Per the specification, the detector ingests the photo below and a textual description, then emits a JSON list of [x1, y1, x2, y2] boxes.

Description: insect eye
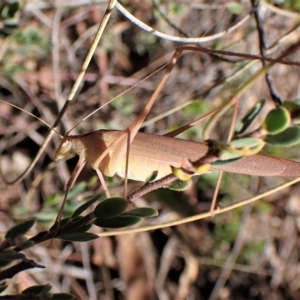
[[62, 140, 70, 148]]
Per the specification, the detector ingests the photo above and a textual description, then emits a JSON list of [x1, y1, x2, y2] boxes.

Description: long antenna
[[0, 99, 63, 138]]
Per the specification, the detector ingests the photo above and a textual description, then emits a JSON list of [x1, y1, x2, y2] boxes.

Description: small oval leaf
[[211, 156, 241, 166], [49, 216, 85, 232], [264, 127, 300, 147], [123, 207, 158, 218], [219, 138, 265, 160], [0, 260, 11, 268], [66, 223, 92, 234], [0, 250, 25, 261], [16, 240, 35, 251], [284, 100, 300, 125], [22, 284, 51, 295], [235, 99, 265, 135], [66, 182, 87, 201], [2, 2, 20, 18], [5, 219, 35, 239], [34, 211, 58, 222], [229, 137, 263, 149], [218, 150, 241, 161], [49, 217, 71, 232], [94, 215, 142, 228], [0, 284, 8, 294], [168, 179, 191, 191], [72, 192, 106, 218], [226, 2, 242, 14], [52, 293, 76, 300], [58, 232, 98, 242], [145, 171, 159, 183], [262, 106, 290, 135], [94, 198, 128, 219], [0, 250, 25, 267]]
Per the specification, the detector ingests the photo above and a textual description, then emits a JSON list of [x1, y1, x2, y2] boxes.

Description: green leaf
[[226, 2, 242, 14], [211, 156, 241, 166], [229, 137, 263, 149], [264, 127, 300, 147], [44, 194, 59, 206], [218, 138, 264, 160], [72, 192, 106, 218], [94, 198, 128, 219], [0, 282, 8, 293], [0, 260, 11, 268], [283, 100, 300, 125], [66, 223, 92, 234], [0, 250, 25, 267], [16, 240, 35, 251], [49, 217, 72, 232], [145, 171, 159, 182], [66, 181, 87, 201], [124, 207, 158, 218], [235, 99, 265, 135], [5, 219, 35, 239], [58, 232, 98, 242], [50, 216, 87, 232], [22, 284, 51, 295], [217, 150, 242, 162], [168, 179, 191, 191], [94, 215, 142, 228], [0, 1, 20, 19], [0, 250, 25, 261], [262, 106, 291, 135], [52, 293, 76, 300], [34, 211, 57, 222]]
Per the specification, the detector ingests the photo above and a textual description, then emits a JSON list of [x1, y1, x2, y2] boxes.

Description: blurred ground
[[0, 1, 300, 299]]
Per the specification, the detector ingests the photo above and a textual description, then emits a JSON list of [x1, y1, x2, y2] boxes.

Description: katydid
[[55, 129, 300, 184]]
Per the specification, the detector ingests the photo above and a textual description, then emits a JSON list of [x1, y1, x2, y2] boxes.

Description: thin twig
[[116, 2, 251, 44], [251, 0, 282, 106]]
